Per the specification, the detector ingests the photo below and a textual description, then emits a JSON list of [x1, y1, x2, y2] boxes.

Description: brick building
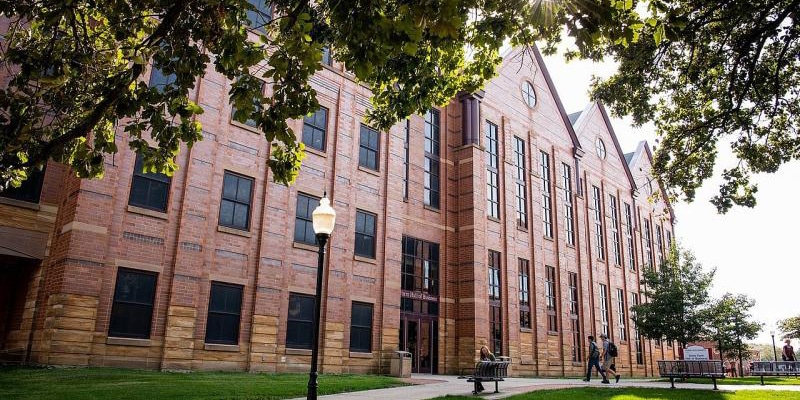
[[0, 46, 677, 376]]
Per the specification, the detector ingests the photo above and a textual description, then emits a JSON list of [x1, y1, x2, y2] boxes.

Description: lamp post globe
[[307, 192, 335, 400]]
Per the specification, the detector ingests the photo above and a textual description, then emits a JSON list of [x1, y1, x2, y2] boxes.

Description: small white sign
[[684, 345, 709, 360]]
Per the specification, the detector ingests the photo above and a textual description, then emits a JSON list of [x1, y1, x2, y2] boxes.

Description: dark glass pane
[[236, 178, 252, 202], [209, 283, 243, 313], [206, 313, 240, 344], [219, 200, 234, 226], [233, 203, 249, 229], [109, 269, 157, 339], [288, 294, 314, 321], [114, 270, 156, 303], [1, 167, 45, 203], [286, 321, 312, 349], [148, 67, 176, 92], [223, 174, 238, 199]]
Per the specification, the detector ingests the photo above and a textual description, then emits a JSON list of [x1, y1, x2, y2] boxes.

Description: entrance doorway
[[399, 314, 438, 373]]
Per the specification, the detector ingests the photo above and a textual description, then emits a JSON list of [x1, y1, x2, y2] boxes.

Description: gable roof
[[593, 102, 638, 195], [628, 140, 676, 222]]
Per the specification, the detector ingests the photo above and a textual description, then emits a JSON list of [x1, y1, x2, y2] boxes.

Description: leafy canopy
[[593, 0, 800, 212], [705, 293, 762, 361], [0, 0, 647, 186], [631, 244, 715, 348], [778, 316, 800, 339]]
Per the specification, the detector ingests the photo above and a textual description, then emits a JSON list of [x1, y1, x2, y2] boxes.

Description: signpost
[[684, 345, 710, 360]]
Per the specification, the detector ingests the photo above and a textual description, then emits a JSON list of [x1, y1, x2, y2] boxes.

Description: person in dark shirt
[[583, 335, 608, 383]]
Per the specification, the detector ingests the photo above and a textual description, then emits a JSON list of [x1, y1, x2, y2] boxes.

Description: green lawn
[[431, 388, 800, 400], [0, 367, 405, 400], [659, 376, 800, 386]]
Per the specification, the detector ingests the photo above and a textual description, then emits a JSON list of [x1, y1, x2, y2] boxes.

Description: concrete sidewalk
[[290, 374, 800, 400]]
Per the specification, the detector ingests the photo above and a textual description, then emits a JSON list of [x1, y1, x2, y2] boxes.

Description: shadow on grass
[[428, 387, 798, 400]]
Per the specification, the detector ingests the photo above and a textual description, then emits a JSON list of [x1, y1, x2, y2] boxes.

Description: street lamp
[[771, 330, 778, 361], [307, 192, 336, 400]]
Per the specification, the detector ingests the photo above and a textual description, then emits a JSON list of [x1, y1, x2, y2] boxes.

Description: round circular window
[[595, 138, 607, 159], [522, 81, 537, 108]]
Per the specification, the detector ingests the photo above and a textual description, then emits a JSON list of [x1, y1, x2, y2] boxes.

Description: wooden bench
[[461, 360, 511, 394], [657, 360, 726, 390], [750, 361, 800, 385]]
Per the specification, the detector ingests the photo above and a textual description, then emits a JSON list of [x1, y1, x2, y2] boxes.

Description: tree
[[0, 0, 649, 187], [778, 315, 800, 339], [705, 293, 762, 376], [592, 0, 800, 213], [631, 245, 715, 348]]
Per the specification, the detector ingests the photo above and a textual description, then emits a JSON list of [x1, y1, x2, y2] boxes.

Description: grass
[[430, 387, 800, 400], [658, 376, 800, 386], [0, 366, 406, 400]]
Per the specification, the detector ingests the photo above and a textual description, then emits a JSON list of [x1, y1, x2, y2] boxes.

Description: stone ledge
[[217, 225, 252, 238], [107, 337, 152, 347], [349, 352, 374, 359], [286, 348, 312, 356], [127, 205, 168, 220], [204, 343, 240, 352]]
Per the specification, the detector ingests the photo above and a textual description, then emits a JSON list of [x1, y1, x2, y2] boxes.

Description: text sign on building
[[684, 345, 710, 360], [400, 290, 439, 302]]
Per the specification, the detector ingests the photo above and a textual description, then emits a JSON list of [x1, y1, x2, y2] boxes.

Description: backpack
[[608, 342, 618, 357]]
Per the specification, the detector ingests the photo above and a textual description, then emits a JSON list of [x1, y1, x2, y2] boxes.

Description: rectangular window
[[108, 268, 157, 339], [321, 46, 333, 66], [610, 195, 622, 266], [245, 0, 272, 32], [616, 288, 626, 342], [354, 210, 377, 258], [485, 121, 500, 219], [545, 265, 558, 332], [0, 167, 45, 204], [599, 283, 609, 338], [488, 251, 501, 301], [540, 151, 553, 237], [592, 186, 605, 260], [294, 193, 320, 245], [666, 230, 673, 250], [643, 218, 654, 269], [631, 292, 643, 364], [656, 225, 664, 265], [205, 282, 243, 345], [219, 171, 254, 230], [513, 137, 527, 228], [349, 302, 373, 352], [424, 109, 440, 208], [359, 124, 380, 170], [403, 119, 410, 200], [518, 259, 531, 329], [401, 236, 439, 295], [624, 203, 636, 271], [568, 272, 581, 362], [148, 66, 176, 93], [562, 163, 575, 245], [286, 293, 315, 349], [231, 80, 265, 128], [488, 250, 502, 355], [302, 107, 328, 151], [129, 154, 171, 212]]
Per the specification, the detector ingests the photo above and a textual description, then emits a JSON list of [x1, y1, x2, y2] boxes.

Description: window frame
[[485, 121, 500, 219], [616, 287, 627, 342], [562, 163, 575, 245], [599, 283, 610, 338], [128, 153, 172, 213], [592, 185, 605, 260], [401, 236, 439, 296], [513, 137, 527, 228], [302, 107, 328, 152], [218, 171, 254, 231], [424, 109, 441, 208], [358, 124, 380, 171], [1, 166, 45, 204], [521, 81, 537, 108], [540, 151, 553, 237], [108, 268, 158, 339], [545, 265, 558, 332], [568, 271, 582, 361], [286, 293, 315, 350], [518, 258, 531, 329], [610, 194, 622, 266], [349, 302, 373, 353], [205, 282, 244, 345], [294, 193, 321, 245], [354, 209, 377, 259]]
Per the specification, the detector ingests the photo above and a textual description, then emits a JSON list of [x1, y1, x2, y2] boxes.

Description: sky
[[540, 52, 800, 345]]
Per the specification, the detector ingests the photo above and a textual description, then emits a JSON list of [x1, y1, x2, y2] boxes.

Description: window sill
[[230, 118, 262, 135], [127, 205, 168, 220], [516, 225, 528, 233], [218, 225, 252, 238], [0, 197, 40, 210], [357, 165, 380, 176], [286, 348, 312, 356], [543, 236, 554, 242], [204, 343, 240, 352], [487, 216, 501, 223], [572, 362, 584, 367], [305, 147, 327, 158], [547, 331, 559, 336], [349, 351, 373, 359], [107, 337, 151, 347], [353, 255, 377, 264], [293, 242, 318, 252], [423, 205, 440, 213], [520, 328, 533, 333], [565, 243, 575, 249]]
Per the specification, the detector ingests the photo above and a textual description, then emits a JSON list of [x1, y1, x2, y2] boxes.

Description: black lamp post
[[307, 192, 336, 400], [771, 330, 778, 361]]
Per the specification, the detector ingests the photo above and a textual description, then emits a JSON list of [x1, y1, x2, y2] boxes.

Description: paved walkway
[[290, 374, 800, 400]]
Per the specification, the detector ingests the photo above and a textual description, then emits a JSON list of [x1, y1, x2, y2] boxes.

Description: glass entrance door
[[400, 315, 437, 373]]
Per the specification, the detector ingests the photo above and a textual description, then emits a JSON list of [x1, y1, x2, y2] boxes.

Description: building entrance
[[399, 313, 438, 373]]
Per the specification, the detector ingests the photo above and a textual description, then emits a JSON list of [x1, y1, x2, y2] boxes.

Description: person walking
[[599, 334, 620, 383], [583, 335, 608, 383]]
